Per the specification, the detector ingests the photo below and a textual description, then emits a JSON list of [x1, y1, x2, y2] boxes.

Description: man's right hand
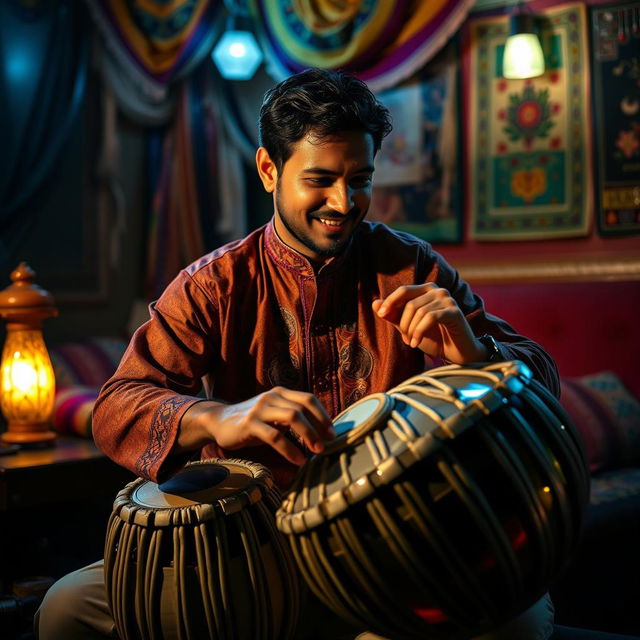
[[177, 387, 335, 466]]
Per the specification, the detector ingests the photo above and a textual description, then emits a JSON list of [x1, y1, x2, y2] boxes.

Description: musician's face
[[257, 130, 375, 263]]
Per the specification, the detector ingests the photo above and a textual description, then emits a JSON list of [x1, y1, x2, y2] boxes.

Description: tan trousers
[[35, 560, 554, 640]]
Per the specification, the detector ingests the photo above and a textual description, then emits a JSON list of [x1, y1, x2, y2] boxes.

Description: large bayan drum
[[105, 458, 300, 640], [277, 361, 590, 640]]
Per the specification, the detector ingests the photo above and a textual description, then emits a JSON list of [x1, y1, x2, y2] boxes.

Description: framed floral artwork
[[466, 2, 592, 240]]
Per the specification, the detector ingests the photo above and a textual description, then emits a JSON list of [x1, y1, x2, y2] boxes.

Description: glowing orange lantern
[[0, 263, 57, 444]]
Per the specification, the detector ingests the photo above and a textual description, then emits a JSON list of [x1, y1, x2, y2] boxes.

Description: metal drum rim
[[323, 392, 396, 455]]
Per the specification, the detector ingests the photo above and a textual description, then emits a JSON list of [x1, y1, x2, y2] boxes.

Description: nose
[[326, 183, 355, 215]]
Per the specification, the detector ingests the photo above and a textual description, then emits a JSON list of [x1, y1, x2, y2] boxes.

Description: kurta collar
[[264, 217, 352, 278]]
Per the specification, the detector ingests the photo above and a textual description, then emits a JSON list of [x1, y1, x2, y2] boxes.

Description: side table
[[0, 436, 135, 592]]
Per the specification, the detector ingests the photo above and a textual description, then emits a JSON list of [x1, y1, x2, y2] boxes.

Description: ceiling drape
[[250, 0, 475, 91], [84, 0, 224, 126]]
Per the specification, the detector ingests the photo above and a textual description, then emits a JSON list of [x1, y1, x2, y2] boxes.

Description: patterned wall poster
[[466, 3, 592, 240], [591, 2, 640, 236], [367, 43, 462, 243]]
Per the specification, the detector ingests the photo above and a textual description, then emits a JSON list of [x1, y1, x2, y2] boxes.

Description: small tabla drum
[[105, 458, 300, 640], [276, 361, 590, 640]]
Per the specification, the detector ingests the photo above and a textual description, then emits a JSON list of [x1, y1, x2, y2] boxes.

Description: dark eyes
[[351, 176, 373, 188], [305, 176, 372, 188], [306, 177, 333, 186]]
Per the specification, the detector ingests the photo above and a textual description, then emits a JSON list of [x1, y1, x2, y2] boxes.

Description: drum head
[[326, 393, 395, 453], [132, 461, 258, 509]]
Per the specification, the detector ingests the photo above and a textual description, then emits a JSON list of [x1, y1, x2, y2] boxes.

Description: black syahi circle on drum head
[[276, 361, 590, 639], [105, 458, 300, 640]]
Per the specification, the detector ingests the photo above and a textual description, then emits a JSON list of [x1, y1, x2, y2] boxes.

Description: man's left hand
[[372, 283, 488, 364]]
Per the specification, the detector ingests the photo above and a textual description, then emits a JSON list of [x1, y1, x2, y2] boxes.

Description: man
[[94, 67, 558, 492], [36, 68, 559, 639]]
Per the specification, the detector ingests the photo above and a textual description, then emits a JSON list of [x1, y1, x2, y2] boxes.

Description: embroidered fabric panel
[[590, 2, 640, 236], [466, 3, 592, 240], [136, 396, 192, 477]]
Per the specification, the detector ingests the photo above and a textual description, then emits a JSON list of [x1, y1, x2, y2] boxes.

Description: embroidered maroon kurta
[[93, 220, 559, 488]]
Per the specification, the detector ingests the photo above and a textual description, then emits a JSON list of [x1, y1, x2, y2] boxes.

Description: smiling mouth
[[318, 218, 344, 227]]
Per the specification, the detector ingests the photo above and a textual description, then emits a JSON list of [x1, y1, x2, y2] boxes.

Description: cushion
[[50, 337, 127, 388], [49, 337, 127, 438], [52, 385, 99, 438], [589, 467, 640, 506], [560, 371, 640, 473]]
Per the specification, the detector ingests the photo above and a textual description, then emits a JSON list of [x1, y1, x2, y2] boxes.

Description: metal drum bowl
[[277, 361, 590, 639]]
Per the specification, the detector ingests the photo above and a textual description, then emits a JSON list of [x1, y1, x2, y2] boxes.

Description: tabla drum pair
[[104, 458, 299, 640], [276, 361, 590, 639]]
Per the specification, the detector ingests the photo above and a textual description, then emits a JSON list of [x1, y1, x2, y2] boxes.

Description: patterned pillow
[[589, 468, 640, 506], [50, 337, 127, 388], [560, 371, 640, 473], [53, 386, 99, 438], [49, 337, 127, 438]]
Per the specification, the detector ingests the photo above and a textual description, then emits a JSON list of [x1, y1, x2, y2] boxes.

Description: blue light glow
[[457, 383, 491, 402], [212, 30, 263, 80], [5, 44, 34, 85]]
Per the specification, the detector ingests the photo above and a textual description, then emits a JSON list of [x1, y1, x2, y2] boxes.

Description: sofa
[[475, 279, 640, 637], [48, 278, 640, 637]]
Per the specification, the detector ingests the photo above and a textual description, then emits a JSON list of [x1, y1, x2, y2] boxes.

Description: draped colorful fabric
[[84, 0, 224, 124], [0, 0, 89, 261], [145, 64, 242, 300], [250, 0, 475, 91]]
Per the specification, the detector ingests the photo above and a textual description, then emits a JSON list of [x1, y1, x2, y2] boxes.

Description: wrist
[[175, 400, 223, 453], [476, 334, 501, 362]]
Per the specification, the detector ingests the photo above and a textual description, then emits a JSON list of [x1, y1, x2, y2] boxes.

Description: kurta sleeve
[[93, 270, 219, 482], [424, 247, 560, 397]]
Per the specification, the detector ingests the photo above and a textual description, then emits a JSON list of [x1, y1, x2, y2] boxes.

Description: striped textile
[[53, 386, 98, 438], [86, 0, 220, 82], [146, 84, 206, 300], [49, 337, 128, 438], [84, 0, 223, 124], [50, 337, 127, 388], [251, 0, 475, 91], [145, 66, 230, 300]]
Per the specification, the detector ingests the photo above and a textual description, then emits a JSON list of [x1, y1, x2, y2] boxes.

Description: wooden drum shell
[[105, 458, 300, 640]]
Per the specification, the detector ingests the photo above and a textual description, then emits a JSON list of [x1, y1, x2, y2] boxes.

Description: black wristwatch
[[477, 334, 502, 362]]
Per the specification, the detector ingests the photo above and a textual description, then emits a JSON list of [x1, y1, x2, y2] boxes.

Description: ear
[[256, 146, 278, 193]]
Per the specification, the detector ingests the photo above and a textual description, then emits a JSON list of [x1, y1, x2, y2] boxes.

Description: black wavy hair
[[259, 68, 392, 171]]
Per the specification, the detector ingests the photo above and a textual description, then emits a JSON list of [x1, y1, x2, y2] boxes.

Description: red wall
[[471, 280, 640, 397]]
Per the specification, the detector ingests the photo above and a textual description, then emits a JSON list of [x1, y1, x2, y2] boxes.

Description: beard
[[275, 187, 362, 259]]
